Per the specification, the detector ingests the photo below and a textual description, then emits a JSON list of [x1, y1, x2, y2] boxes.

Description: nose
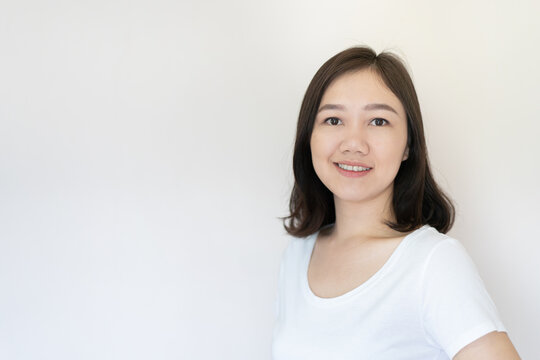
[[339, 127, 369, 155]]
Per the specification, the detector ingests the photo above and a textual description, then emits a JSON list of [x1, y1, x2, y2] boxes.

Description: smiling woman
[[311, 69, 409, 210], [272, 47, 520, 360]]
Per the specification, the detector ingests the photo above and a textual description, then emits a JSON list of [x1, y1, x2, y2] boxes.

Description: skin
[[310, 68, 409, 243], [309, 68, 520, 359], [454, 331, 520, 360]]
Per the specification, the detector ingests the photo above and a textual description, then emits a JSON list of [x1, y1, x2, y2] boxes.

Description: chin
[[331, 186, 394, 205], [333, 192, 376, 204]]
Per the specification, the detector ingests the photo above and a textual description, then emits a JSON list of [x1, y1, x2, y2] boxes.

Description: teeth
[[338, 163, 371, 172]]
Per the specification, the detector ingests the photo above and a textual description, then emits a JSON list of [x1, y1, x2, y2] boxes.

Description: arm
[[421, 238, 516, 359], [453, 331, 520, 360]]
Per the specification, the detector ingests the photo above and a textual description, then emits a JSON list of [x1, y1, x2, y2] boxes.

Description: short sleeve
[[274, 249, 287, 319], [421, 238, 506, 359], [274, 277, 281, 319]]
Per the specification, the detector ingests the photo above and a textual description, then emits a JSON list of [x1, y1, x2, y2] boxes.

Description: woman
[[272, 47, 520, 359]]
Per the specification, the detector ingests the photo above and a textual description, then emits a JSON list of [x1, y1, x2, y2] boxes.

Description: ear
[[402, 147, 409, 161]]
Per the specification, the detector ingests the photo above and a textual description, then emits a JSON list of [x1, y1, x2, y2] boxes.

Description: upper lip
[[334, 161, 372, 168]]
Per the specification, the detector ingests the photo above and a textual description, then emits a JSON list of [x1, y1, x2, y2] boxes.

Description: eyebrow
[[363, 103, 398, 114], [317, 104, 346, 113], [317, 103, 398, 115]]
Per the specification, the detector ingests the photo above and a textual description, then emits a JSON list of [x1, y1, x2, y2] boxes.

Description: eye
[[324, 117, 342, 126], [370, 118, 388, 126]]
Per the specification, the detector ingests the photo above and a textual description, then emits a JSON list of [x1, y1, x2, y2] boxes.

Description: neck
[[329, 192, 401, 243]]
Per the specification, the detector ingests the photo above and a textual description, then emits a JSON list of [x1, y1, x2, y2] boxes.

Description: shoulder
[[408, 224, 455, 248], [407, 226, 484, 295], [415, 227, 506, 359], [404, 225, 468, 267], [415, 226, 477, 275], [284, 231, 316, 254], [278, 231, 317, 266]]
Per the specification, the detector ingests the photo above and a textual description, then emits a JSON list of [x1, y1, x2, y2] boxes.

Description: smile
[[337, 163, 372, 172]]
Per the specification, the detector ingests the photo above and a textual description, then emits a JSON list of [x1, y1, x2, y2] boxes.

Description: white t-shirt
[[271, 225, 506, 360]]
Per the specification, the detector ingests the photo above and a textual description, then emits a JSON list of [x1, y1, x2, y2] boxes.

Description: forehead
[[321, 69, 405, 116]]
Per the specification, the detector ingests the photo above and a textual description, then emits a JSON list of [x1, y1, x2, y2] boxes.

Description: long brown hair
[[283, 46, 454, 237]]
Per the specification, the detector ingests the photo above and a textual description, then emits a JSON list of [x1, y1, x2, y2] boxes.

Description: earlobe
[[402, 147, 409, 161]]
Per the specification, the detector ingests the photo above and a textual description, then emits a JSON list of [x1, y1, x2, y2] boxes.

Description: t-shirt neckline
[[302, 225, 430, 307]]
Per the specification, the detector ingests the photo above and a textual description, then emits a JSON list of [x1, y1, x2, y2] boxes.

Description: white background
[[1, 0, 538, 359]]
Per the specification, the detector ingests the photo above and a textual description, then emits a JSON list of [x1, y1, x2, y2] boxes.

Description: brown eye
[[325, 117, 342, 125], [370, 118, 388, 126]]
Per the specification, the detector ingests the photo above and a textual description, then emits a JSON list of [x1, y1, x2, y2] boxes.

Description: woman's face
[[310, 69, 409, 207]]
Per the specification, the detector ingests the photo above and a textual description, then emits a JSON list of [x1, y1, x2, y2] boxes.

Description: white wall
[[0, 0, 538, 359]]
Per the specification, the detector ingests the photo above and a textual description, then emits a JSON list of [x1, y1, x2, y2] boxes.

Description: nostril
[[339, 138, 369, 155]]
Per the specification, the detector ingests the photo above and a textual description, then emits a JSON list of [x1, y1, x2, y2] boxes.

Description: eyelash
[[370, 118, 389, 126], [323, 117, 389, 126], [324, 117, 342, 125]]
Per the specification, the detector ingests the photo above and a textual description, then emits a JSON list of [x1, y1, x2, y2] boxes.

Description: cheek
[[310, 132, 333, 158], [374, 136, 408, 164], [310, 133, 334, 178]]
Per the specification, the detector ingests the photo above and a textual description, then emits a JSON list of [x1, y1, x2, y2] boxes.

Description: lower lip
[[335, 163, 372, 178]]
